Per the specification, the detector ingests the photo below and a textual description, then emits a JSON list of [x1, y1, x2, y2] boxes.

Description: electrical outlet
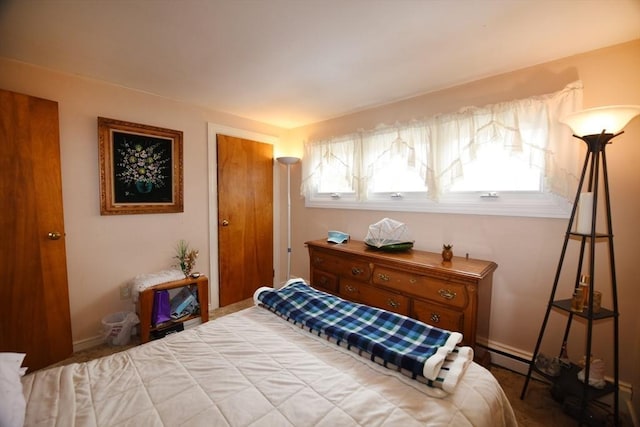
[[120, 284, 131, 300]]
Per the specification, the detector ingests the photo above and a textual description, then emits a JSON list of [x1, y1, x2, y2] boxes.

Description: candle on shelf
[[576, 192, 593, 234], [592, 291, 602, 313], [579, 274, 590, 309], [571, 288, 584, 312]]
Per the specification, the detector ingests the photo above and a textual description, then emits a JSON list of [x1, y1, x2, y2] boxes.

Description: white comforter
[[22, 306, 517, 426]]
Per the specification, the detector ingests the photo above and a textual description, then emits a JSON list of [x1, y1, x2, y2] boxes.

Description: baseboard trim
[[73, 325, 140, 352], [482, 338, 635, 423], [73, 335, 106, 352]]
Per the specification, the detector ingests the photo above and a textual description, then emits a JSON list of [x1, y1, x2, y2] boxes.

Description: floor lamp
[[277, 156, 300, 280], [520, 105, 640, 425]]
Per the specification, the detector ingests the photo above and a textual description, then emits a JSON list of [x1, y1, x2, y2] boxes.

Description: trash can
[[102, 312, 140, 346]]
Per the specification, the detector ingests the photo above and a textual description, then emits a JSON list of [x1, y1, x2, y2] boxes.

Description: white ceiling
[[1, 0, 639, 129]]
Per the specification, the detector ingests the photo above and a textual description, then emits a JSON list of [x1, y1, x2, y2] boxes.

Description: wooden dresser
[[306, 239, 497, 364]]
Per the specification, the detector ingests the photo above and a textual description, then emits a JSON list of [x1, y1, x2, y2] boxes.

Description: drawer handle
[[387, 299, 399, 308], [377, 273, 390, 281], [314, 256, 324, 264], [409, 278, 417, 284], [351, 267, 363, 276], [430, 313, 441, 323], [345, 284, 357, 293], [438, 289, 457, 300], [319, 276, 328, 285]]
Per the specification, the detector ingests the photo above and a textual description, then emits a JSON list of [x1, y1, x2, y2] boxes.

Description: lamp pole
[[276, 156, 300, 280]]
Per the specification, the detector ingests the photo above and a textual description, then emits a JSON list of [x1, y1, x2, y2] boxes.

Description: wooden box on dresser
[[305, 239, 497, 366]]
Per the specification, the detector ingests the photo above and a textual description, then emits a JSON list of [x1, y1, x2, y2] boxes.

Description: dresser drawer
[[340, 279, 410, 316], [311, 268, 338, 293], [372, 266, 468, 309], [310, 250, 371, 283], [412, 299, 463, 334]]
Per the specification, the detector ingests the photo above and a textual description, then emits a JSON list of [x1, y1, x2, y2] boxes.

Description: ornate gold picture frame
[[98, 117, 183, 215]]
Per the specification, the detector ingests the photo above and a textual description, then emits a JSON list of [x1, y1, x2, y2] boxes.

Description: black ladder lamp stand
[[520, 105, 640, 426]]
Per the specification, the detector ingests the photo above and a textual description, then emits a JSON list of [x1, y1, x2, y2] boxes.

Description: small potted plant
[[175, 240, 198, 277]]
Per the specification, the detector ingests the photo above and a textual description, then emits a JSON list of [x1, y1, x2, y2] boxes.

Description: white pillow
[[0, 353, 26, 427]]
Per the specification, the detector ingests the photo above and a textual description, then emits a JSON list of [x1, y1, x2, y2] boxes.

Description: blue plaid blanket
[[255, 280, 472, 392]]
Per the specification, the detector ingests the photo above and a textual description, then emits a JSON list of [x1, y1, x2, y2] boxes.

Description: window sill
[[304, 192, 571, 219]]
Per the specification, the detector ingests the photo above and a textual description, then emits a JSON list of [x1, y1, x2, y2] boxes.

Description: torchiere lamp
[[520, 105, 640, 425], [276, 156, 301, 280]]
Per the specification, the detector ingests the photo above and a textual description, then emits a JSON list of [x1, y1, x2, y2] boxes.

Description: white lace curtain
[[301, 81, 583, 200]]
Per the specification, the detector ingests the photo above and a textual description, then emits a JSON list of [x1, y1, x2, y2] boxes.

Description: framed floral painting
[[98, 117, 183, 215]]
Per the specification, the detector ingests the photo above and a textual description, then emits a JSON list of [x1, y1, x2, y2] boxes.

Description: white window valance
[[301, 80, 583, 205]]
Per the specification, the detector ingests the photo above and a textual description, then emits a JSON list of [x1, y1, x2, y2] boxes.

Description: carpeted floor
[[493, 365, 583, 426], [47, 299, 627, 426]]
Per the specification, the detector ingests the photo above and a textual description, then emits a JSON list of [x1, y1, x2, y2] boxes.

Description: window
[[364, 125, 429, 195], [448, 145, 541, 192], [309, 135, 359, 195], [301, 81, 583, 218]]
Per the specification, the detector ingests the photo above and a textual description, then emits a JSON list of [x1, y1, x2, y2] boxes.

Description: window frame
[[301, 82, 582, 219], [305, 189, 572, 218]]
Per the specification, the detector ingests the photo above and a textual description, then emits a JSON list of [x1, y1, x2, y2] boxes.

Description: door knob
[[221, 219, 229, 226], [47, 231, 62, 240]]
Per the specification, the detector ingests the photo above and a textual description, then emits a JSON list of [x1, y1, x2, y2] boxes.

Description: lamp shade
[[276, 156, 300, 165], [561, 105, 640, 136]]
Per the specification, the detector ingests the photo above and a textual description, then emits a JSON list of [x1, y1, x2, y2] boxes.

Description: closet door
[[216, 134, 273, 306], [0, 89, 72, 372]]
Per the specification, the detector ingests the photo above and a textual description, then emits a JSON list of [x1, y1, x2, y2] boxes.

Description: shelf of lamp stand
[[551, 299, 617, 320], [530, 362, 607, 393], [568, 231, 612, 239], [535, 363, 617, 403]]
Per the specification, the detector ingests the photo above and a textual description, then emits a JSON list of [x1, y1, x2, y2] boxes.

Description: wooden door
[[217, 134, 273, 306], [0, 90, 73, 371]]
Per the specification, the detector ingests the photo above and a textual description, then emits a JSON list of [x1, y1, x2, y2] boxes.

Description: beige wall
[[283, 40, 640, 415], [2, 39, 639, 416], [0, 58, 287, 346]]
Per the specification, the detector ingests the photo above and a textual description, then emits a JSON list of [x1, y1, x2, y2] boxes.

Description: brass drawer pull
[[319, 276, 328, 285], [377, 273, 390, 281], [438, 289, 457, 300], [430, 313, 441, 323], [409, 277, 417, 284], [314, 256, 324, 265], [387, 299, 399, 308], [351, 267, 363, 276], [345, 284, 357, 293]]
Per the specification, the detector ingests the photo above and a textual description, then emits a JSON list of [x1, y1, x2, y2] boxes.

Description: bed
[[14, 280, 517, 427]]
